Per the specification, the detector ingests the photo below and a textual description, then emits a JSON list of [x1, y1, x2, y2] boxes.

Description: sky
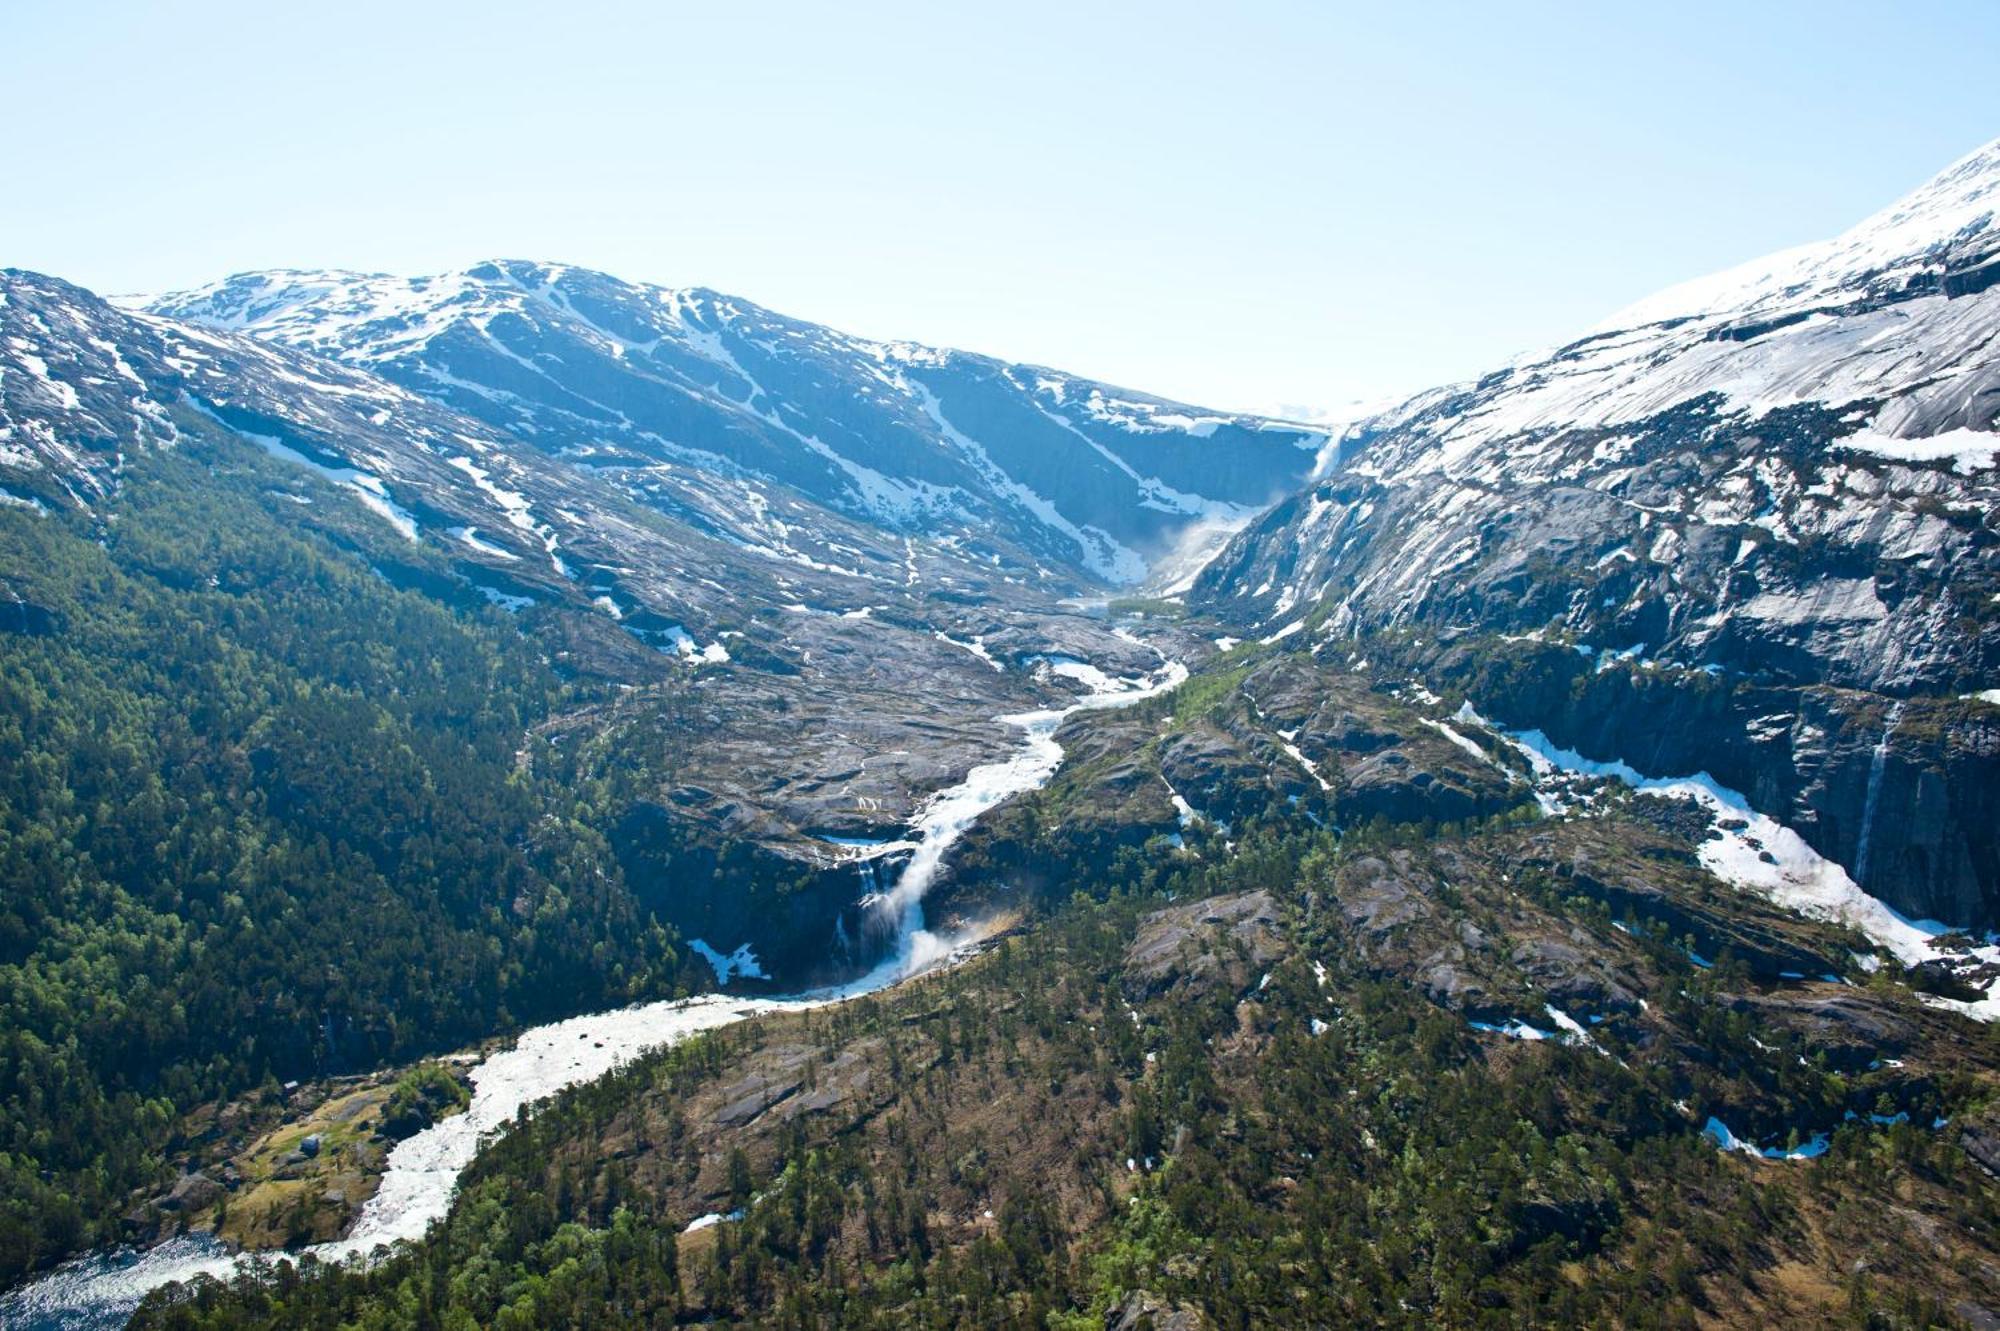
[[4, 2, 1996, 418]]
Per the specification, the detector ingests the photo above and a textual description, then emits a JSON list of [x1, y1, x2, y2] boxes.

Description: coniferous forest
[[0, 447, 683, 1283]]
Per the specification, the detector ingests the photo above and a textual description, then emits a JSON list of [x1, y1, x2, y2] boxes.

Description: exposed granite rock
[[1417, 638, 2000, 931], [1189, 152, 2000, 930], [1962, 1103, 2000, 1178], [1719, 991, 1921, 1072], [155, 1171, 223, 1215], [1125, 891, 1287, 1000], [1105, 1291, 1210, 1331], [1329, 853, 1437, 941]]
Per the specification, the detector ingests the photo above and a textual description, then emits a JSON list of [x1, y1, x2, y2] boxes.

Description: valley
[[2, 634, 1189, 1329], [1, 133, 1998, 1329]]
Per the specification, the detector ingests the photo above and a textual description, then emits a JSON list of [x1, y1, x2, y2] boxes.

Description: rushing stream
[[1, 650, 1186, 1330]]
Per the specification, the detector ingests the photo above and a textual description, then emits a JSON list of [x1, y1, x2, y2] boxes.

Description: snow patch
[[688, 939, 769, 984]]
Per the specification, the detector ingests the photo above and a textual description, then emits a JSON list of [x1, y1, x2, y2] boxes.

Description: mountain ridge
[[140, 259, 1327, 586], [1189, 134, 2000, 933]]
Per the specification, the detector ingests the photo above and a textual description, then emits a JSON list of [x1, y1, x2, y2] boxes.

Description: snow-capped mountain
[[0, 265, 1211, 977], [0, 268, 1006, 641], [141, 262, 1325, 586], [1192, 138, 2000, 930], [1200, 138, 2000, 690]]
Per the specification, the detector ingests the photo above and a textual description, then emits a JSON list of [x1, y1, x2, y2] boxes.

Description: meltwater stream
[[3, 652, 1186, 1331]]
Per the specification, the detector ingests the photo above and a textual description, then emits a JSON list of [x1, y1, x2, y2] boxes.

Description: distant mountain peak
[[1602, 134, 2000, 331], [147, 262, 1326, 585]]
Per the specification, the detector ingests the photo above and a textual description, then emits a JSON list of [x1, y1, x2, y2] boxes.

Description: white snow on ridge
[[7, 340, 82, 410], [143, 263, 1311, 588], [1469, 1016, 1551, 1041], [1421, 717, 1496, 767], [1277, 735, 1332, 794], [1322, 138, 2000, 488], [448, 526, 517, 559], [910, 382, 1148, 584], [1605, 136, 2000, 329], [187, 396, 421, 542], [934, 630, 1004, 672], [1837, 426, 1999, 473]]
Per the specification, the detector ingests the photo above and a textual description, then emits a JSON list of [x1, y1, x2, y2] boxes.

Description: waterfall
[[3, 648, 1187, 1329], [1852, 701, 1905, 887], [860, 656, 1189, 980]]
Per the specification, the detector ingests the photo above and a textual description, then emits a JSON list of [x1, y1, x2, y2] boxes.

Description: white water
[[1852, 701, 1904, 888], [864, 654, 1188, 976], [2, 646, 1185, 1331]]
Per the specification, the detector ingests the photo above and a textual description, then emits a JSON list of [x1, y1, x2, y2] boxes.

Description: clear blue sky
[[4, 1, 1995, 417]]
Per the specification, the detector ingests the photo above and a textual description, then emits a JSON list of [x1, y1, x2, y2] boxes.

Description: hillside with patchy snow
[[1192, 138, 2000, 931], [141, 262, 1325, 586]]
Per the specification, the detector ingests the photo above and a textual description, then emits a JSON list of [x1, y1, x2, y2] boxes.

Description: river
[[0, 650, 1186, 1330]]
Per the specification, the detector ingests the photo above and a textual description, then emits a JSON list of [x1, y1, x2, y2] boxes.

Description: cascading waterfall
[[3, 646, 1186, 1331], [1852, 700, 1905, 887], [858, 655, 1189, 979]]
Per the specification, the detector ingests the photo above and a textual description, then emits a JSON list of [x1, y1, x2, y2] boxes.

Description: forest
[[125, 792, 2000, 1328], [0, 446, 691, 1284]]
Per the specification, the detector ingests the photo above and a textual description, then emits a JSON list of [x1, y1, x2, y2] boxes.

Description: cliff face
[[1388, 637, 2000, 930], [1191, 140, 2000, 930]]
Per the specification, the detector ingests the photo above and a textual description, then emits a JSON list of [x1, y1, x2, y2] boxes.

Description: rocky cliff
[[1191, 139, 2000, 929]]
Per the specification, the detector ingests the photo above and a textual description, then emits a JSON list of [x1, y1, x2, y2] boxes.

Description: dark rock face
[[1510, 831, 1834, 981], [157, 1172, 222, 1214], [1232, 654, 1525, 829], [1963, 1104, 2000, 1178], [1157, 727, 1292, 828], [0, 591, 55, 636], [1510, 935, 1643, 1015], [1410, 636, 2000, 931], [1190, 143, 2000, 929], [611, 799, 892, 986], [1720, 991, 1921, 1073], [1338, 746, 1490, 827]]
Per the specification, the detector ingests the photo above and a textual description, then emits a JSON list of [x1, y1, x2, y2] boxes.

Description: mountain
[[1192, 138, 2000, 931], [12, 143, 2000, 1331], [0, 266, 1221, 1283], [3, 263, 1262, 971], [141, 261, 1326, 587]]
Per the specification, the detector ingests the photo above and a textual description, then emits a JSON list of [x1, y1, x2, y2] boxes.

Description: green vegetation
[[1165, 661, 1253, 726], [127, 801, 2000, 1329], [0, 445, 684, 1284], [378, 1063, 472, 1142], [1102, 597, 1186, 620], [11, 430, 2000, 1325]]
